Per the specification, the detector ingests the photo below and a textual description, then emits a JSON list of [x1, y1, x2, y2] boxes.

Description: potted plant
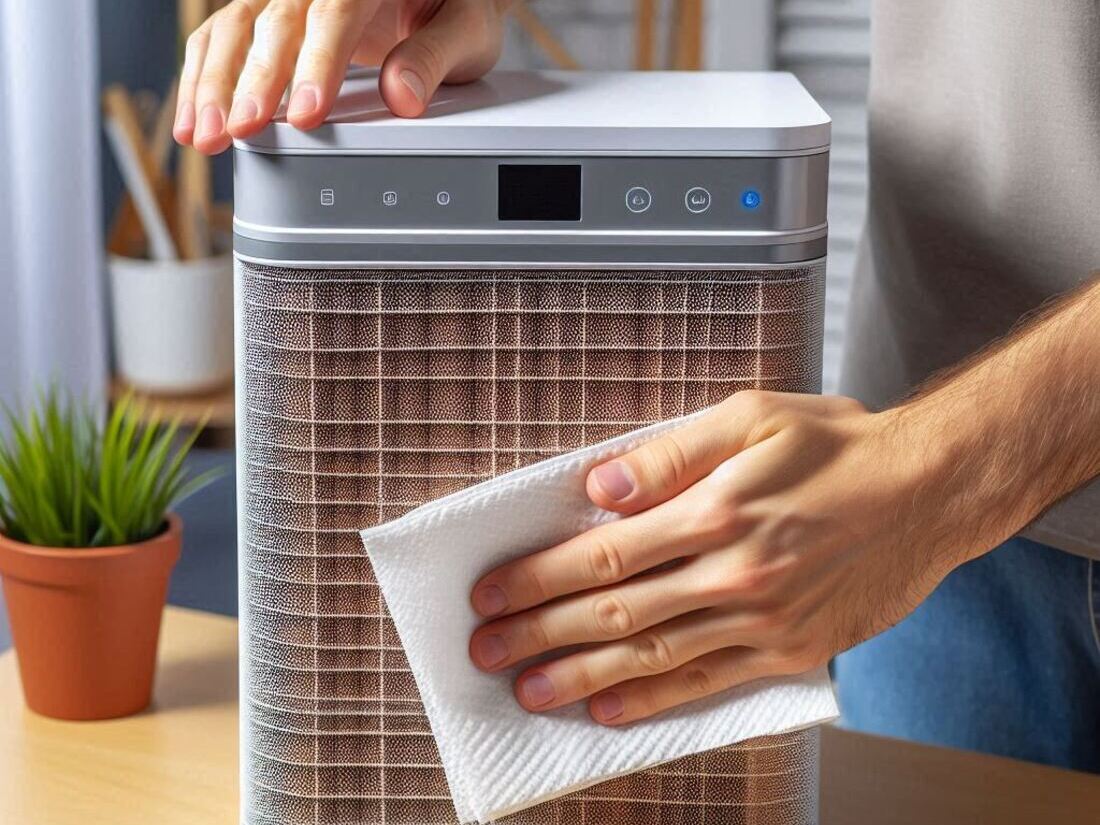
[[0, 393, 219, 720]]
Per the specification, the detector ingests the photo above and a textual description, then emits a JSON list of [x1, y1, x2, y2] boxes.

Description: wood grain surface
[[1, 607, 1096, 824]]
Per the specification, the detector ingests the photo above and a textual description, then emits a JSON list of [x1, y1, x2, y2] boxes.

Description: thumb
[[586, 391, 781, 515], [379, 0, 507, 117]]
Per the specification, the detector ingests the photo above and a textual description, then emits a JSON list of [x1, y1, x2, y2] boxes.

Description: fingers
[[174, 13, 213, 145], [379, 0, 507, 117], [590, 646, 774, 725], [509, 607, 751, 713], [227, 0, 309, 137], [470, 490, 724, 619], [176, 0, 508, 150], [189, 0, 270, 154], [287, 0, 381, 129], [586, 390, 785, 516], [470, 561, 725, 673]]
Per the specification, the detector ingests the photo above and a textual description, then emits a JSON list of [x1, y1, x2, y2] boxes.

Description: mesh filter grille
[[239, 262, 826, 825]]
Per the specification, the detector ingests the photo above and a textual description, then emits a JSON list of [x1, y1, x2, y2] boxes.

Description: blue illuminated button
[[741, 189, 762, 210]]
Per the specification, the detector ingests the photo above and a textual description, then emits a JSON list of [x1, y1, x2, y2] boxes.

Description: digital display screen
[[498, 165, 581, 221]]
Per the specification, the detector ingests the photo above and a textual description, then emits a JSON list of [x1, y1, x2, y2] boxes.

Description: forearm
[[896, 274, 1100, 560]]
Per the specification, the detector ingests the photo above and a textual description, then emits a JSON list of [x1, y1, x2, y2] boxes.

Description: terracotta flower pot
[[0, 514, 182, 720]]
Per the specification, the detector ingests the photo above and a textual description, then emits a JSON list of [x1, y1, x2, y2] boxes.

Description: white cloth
[[361, 413, 838, 824]]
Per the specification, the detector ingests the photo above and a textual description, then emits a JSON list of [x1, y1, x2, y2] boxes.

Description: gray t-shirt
[[841, 0, 1100, 559]]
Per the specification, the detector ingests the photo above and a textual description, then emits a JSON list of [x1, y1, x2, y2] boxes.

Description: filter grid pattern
[[241, 263, 826, 825]]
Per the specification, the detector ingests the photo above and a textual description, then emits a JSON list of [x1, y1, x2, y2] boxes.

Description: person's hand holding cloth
[[469, 275, 1100, 724]]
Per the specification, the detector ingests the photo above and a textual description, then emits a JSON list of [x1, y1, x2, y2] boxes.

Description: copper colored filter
[[240, 262, 826, 825]]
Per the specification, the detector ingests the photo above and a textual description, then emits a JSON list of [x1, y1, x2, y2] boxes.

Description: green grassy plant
[[0, 392, 220, 548]]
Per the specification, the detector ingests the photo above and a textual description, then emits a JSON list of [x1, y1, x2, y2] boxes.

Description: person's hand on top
[[174, 0, 510, 154]]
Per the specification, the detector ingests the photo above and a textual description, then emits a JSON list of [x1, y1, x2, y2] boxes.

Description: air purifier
[[234, 69, 830, 825]]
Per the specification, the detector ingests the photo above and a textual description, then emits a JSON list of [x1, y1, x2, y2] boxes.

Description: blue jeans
[[834, 537, 1100, 772]]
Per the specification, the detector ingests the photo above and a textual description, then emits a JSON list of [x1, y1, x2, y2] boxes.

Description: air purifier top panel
[[235, 70, 830, 156], [233, 70, 830, 266]]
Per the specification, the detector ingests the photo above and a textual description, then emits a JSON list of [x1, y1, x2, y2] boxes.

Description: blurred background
[[0, 0, 871, 647]]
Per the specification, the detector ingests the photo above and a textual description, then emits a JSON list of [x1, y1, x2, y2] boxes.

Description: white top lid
[[237, 69, 830, 155]]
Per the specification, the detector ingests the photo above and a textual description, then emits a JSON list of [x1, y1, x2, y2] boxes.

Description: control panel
[[234, 154, 829, 235]]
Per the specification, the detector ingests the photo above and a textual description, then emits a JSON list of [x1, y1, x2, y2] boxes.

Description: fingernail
[[399, 69, 426, 102], [593, 461, 635, 501], [592, 692, 624, 721], [288, 83, 319, 118], [520, 673, 556, 708], [473, 584, 509, 617], [175, 100, 195, 133], [197, 103, 223, 143], [473, 634, 509, 668], [229, 95, 259, 128]]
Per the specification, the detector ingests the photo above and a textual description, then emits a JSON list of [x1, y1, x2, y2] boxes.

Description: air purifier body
[[234, 70, 830, 825]]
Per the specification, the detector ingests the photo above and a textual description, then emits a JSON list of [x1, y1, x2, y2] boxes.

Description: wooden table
[[1, 607, 1096, 824]]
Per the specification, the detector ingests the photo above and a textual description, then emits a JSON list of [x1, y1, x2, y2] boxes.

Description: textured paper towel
[[361, 413, 838, 824]]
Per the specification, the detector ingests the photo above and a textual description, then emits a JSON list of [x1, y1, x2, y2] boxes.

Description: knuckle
[[710, 563, 768, 602], [729, 389, 775, 418], [404, 34, 448, 80], [184, 27, 210, 59], [586, 535, 625, 584], [309, 0, 357, 21], [199, 66, 234, 90], [633, 632, 675, 674], [257, 3, 300, 33], [642, 434, 691, 489], [299, 41, 339, 73], [516, 563, 550, 605], [593, 594, 635, 637], [508, 563, 550, 607], [524, 614, 553, 652], [681, 665, 715, 696], [732, 389, 792, 435], [570, 662, 597, 696], [693, 483, 745, 539], [240, 60, 275, 89], [216, 1, 255, 29], [759, 510, 808, 554]]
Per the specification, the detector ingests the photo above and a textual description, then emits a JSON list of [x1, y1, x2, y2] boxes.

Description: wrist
[[886, 387, 1037, 566]]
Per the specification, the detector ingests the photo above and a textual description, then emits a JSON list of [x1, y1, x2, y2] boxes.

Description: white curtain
[[0, 1, 107, 411], [0, 2, 106, 648]]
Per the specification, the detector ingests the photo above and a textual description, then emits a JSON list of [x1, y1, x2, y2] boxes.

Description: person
[[177, 0, 1100, 772]]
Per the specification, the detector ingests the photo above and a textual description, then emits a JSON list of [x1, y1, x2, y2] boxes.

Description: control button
[[741, 189, 762, 210], [625, 186, 652, 213], [320, 188, 335, 207], [436, 191, 451, 206], [684, 186, 711, 214], [382, 190, 398, 207]]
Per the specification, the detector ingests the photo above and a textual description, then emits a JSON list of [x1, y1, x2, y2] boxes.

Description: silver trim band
[[233, 217, 828, 248], [232, 144, 832, 158], [233, 252, 828, 271]]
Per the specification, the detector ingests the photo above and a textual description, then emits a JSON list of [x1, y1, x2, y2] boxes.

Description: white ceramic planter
[[107, 250, 233, 394]]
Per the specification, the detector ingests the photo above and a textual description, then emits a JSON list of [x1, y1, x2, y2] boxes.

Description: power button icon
[[625, 186, 652, 213]]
